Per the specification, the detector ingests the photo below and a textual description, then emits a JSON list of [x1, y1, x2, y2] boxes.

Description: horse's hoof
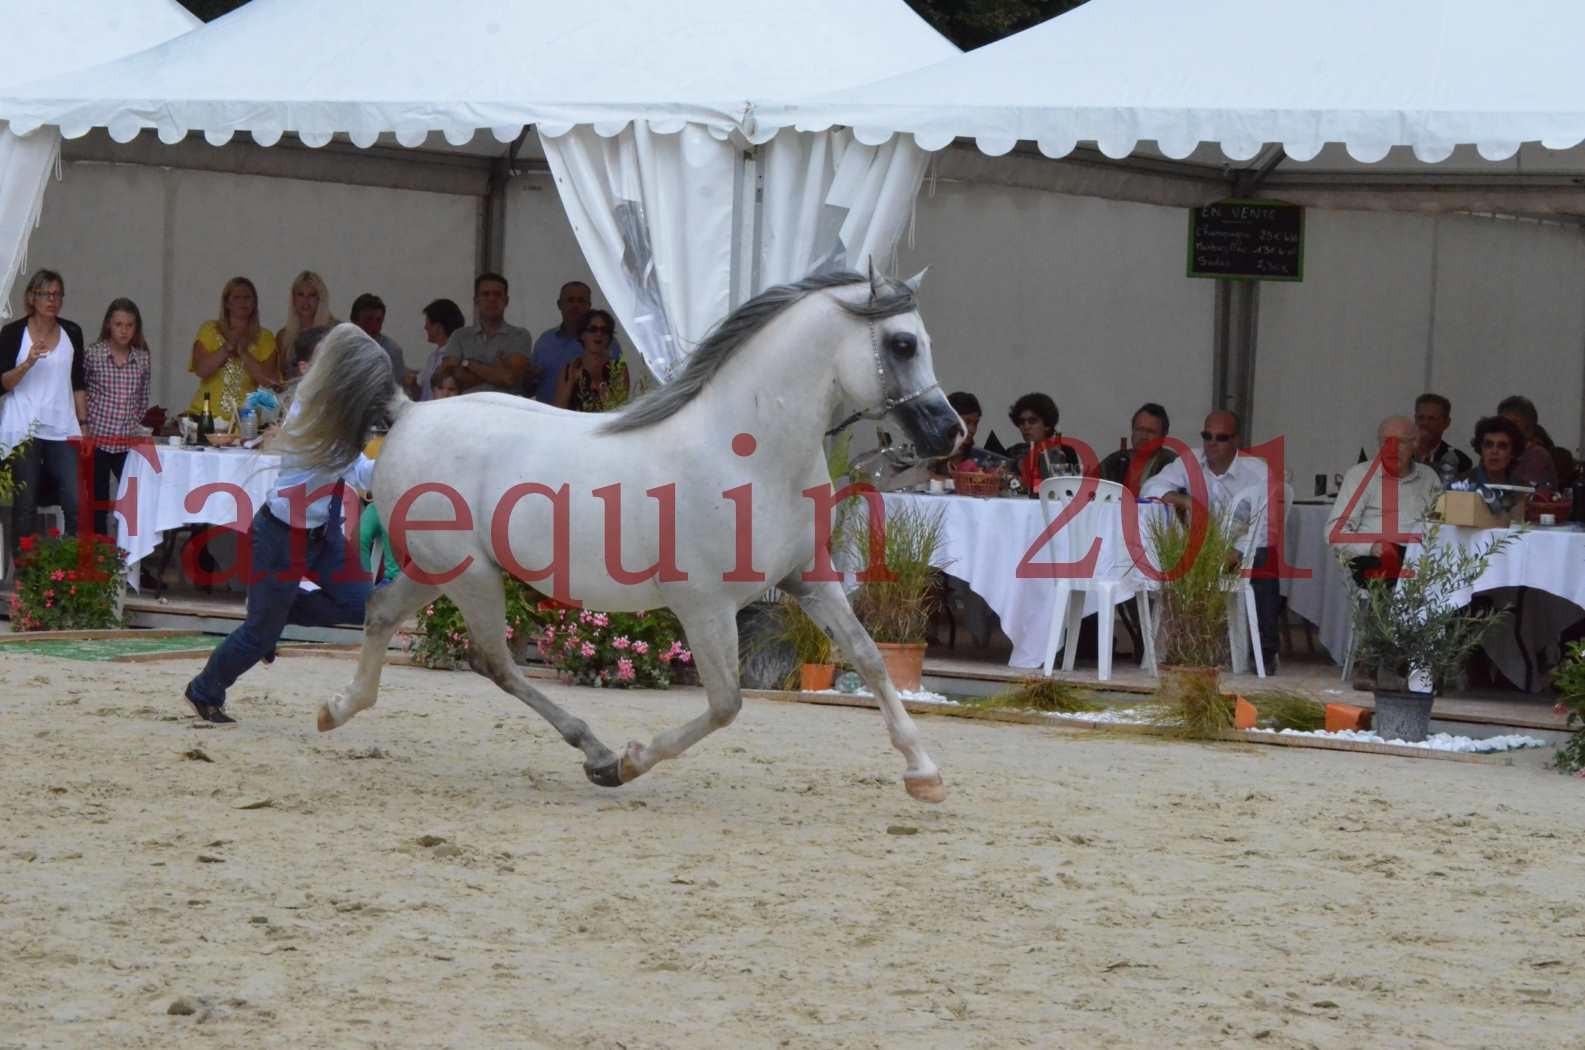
[[316, 706, 338, 733], [583, 759, 624, 788], [904, 774, 947, 803]]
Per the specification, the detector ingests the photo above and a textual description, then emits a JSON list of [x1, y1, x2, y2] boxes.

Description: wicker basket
[[953, 470, 1001, 498]]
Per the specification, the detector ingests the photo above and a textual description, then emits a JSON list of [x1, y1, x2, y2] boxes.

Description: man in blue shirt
[[529, 280, 621, 403]]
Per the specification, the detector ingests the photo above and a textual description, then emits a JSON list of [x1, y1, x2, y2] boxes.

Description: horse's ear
[[903, 267, 928, 294], [868, 259, 883, 301]]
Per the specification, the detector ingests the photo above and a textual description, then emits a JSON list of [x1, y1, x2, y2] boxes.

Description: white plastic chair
[[1037, 477, 1156, 682], [1222, 482, 1292, 679]]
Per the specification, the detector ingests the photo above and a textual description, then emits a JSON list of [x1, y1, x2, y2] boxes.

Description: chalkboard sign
[[1187, 199, 1304, 281]]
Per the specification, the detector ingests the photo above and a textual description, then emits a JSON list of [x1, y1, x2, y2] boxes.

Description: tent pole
[[480, 129, 529, 276], [730, 145, 761, 309], [1212, 279, 1232, 412]]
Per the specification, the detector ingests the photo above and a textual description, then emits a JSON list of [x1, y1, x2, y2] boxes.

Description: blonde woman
[[188, 276, 280, 419], [275, 270, 335, 375]]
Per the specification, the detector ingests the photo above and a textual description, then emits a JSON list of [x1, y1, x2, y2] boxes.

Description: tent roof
[[0, 0, 197, 89], [0, 0, 956, 148], [752, 0, 1585, 165]]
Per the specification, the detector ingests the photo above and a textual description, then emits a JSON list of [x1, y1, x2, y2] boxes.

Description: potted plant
[[845, 500, 948, 692], [1548, 641, 1585, 776], [1142, 504, 1244, 732], [1348, 522, 1513, 742], [774, 598, 836, 691], [8, 532, 128, 631]]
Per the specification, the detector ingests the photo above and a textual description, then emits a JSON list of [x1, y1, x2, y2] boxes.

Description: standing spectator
[[1097, 402, 1177, 492], [529, 280, 621, 402], [442, 273, 534, 395], [554, 310, 627, 411], [275, 270, 335, 376], [188, 277, 279, 419], [1, 269, 86, 557], [1497, 395, 1558, 489], [414, 298, 465, 400], [350, 292, 406, 385], [1412, 393, 1471, 485], [83, 298, 152, 538]]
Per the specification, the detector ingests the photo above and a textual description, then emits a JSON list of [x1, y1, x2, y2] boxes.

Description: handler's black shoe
[[184, 687, 237, 728]]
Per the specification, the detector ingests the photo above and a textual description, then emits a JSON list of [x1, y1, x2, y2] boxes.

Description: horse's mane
[[601, 270, 917, 434]]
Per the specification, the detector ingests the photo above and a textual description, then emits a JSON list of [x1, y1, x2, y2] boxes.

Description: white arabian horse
[[278, 270, 963, 802]]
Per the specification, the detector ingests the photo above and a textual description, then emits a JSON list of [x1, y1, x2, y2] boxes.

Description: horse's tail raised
[[269, 322, 408, 477]]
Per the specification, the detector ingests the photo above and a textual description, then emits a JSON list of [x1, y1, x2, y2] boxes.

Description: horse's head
[[832, 267, 963, 460]]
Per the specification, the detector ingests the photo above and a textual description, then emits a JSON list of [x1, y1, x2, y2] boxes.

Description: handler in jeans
[[183, 326, 379, 725]]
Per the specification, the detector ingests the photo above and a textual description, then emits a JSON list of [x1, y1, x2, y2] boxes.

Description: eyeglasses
[[1015, 415, 1042, 426], [1482, 439, 1512, 451], [1200, 431, 1236, 443], [31, 290, 63, 302], [585, 325, 612, 336]]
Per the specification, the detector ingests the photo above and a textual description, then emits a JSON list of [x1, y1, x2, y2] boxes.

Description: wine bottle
[[200, 392, 215, 437]]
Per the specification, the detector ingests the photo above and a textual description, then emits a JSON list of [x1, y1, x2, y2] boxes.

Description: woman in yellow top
[[188, 276, 280, 419]]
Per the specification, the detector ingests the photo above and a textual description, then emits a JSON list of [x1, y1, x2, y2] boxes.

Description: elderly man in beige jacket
[[1328, 415, 1443, 586]]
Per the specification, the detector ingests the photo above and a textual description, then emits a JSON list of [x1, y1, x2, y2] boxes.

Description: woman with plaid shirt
[[83, 299, 152, 539]]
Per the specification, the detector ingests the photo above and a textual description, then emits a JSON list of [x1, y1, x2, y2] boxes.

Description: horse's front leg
[[616, 604, 743, 782], [781, 577, 945, 803], [319, 572, 441, 731]]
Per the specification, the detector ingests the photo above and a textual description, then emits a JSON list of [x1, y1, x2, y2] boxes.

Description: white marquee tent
[[754, 0, 1585, 165], [0, 0, 957, 381], [0, 0, 199, 316]]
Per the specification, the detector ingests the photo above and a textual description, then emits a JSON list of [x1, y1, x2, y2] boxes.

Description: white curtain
[[0, 129, 59, 318], [539, 123, 737, 385], [757, 128, 929, 289]]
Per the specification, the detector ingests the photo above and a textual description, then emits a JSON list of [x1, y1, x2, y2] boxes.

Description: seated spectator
[[555, 310, 628, 411], [1097, 402, 1176, 492], [443, 273, 534, 395], [350, 293, 406, 385], [934, 391, 1002, 477], [1412, 392, 1471, 485], [1497, 395, 1557, 489], [1460, 415, 1526, 488], [530, 280, 622, 403], [414, 298, 465, 400], [1003, 392, 1079, 490], [1327, 415, 1441, 587]]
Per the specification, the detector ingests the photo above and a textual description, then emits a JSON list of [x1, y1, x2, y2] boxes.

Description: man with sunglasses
[[528, 280, 623, 403], [1141, 409, 1280, 672]]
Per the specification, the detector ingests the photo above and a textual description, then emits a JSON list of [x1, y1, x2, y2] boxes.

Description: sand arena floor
[[2, 651, 1583, 1049]]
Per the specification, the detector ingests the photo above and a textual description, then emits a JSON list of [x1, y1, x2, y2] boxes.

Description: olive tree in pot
[[845, 500, 949, 693], [1143, 504, 1243, 735], [1349, 523, 1513, 742]]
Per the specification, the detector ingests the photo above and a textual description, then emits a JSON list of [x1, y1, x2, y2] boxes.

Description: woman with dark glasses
[[1460, 415, 1526, 488], [554, 309, 628, 412], [1004, 391, 1079, 490]]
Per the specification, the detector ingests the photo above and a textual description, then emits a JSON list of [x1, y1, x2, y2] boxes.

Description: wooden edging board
[[742, 687, 1504, 765], [0, 628, 201, 643]]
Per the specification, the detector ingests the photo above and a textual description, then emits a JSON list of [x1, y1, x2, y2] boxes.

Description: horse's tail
[[268, 322, 408, 477]]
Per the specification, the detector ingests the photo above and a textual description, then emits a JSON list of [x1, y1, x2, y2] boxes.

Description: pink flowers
[[49, 569, 65, 582], [612, 636, 630, 651], [632, 640, 649, 655], [617, 658, 636, 682], [580, 641, 596, 658]]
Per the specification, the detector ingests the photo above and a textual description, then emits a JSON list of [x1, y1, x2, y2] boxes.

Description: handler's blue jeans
[[187, 497, 371, 708]]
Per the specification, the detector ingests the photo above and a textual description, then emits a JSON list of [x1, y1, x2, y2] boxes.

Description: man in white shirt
[[1328, 415, 1441, 587], [1141, 409, 1279, 671]]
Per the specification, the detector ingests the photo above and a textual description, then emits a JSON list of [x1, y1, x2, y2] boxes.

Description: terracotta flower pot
[[876, 642, 927, 693], [799, 663, 836, 692]]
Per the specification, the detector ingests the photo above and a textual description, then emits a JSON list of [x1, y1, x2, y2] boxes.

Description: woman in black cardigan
[[1, 269, 87, 560]]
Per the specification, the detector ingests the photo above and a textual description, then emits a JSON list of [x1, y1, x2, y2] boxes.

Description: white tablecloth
[[1408, 524, 1585, 691], [114, 445, 282, 586], [1281, 501, 1356, 662], [879, 492, 1155, 669]]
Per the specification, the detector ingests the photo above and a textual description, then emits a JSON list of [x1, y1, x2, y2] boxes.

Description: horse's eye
[[887, 332, 917, 359]]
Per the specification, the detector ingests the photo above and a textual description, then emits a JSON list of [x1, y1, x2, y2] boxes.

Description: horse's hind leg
[[617, 603, 742, 782], [781, 577, 945, 803], [319, 571, 442, 731], [447, 570, 620, 784]]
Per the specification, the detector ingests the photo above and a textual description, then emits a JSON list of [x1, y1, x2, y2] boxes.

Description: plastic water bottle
[[239, 407, 257, 441]]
